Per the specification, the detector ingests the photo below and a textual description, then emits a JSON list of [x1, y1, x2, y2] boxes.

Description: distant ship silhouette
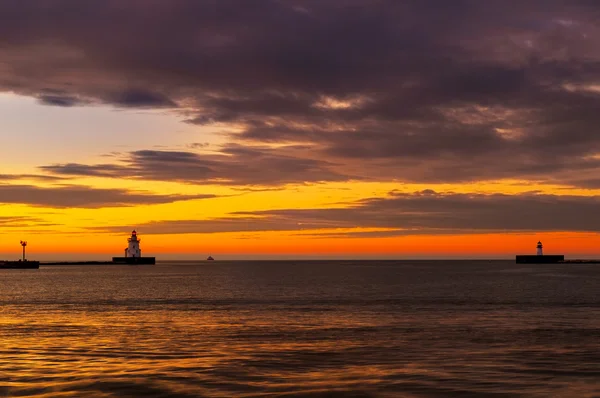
[[207, 256, 214, 261]]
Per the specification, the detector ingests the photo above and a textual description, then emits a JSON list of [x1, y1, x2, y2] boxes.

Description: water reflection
[[0, 261, 599, 397]]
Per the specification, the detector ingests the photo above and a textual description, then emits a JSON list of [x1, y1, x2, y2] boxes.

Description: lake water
[[0, 260, 598, 397]]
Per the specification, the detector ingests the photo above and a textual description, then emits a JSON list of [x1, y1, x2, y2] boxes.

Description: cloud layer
[[3, 1, 600, 186], [90, 191, 600, 236], [0, 184, 214, 208], [41, 145, 350, 185]]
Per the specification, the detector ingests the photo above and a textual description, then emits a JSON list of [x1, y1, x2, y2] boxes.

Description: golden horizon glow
[[2, 95, 600, 258], [2, 225, 600, 258], [2, 176, 600, 257]]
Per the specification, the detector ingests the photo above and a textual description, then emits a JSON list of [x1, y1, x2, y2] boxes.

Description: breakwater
[[41, 261, 115, 266]]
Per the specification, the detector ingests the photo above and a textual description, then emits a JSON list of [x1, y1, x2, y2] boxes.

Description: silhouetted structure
[[20, 240, 27, 261], [0, 260, 39, 269], [112, 230, 155, 264], [1, 241, 39, 269], [516, 241, 564, 263]]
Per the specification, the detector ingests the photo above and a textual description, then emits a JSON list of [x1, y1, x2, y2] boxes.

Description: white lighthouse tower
[[536, 241, 543, 256], [113, 229, 155, 264], [125, 230, 142, 258]]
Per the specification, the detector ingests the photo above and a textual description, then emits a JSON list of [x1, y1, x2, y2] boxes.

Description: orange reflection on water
[[1, 262, 599, 397]]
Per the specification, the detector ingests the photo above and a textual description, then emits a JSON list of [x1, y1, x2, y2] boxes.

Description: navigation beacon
[[125, 230, 142, 258]]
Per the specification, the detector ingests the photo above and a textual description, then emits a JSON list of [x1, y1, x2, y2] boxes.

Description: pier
[[0, 240, 39, 269], [516, 241, 600, 264], [41, 261, 114, 266], [2, 230, 155, 268]]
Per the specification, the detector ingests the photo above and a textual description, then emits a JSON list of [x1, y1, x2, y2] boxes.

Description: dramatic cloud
[[0, 184, 215, 208], [90, 191, 600, 235], [2, 1, 600, 185], [41, 145, 350, 185]]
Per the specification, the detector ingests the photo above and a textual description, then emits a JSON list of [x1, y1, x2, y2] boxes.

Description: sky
[[1, 0, 600, 260]]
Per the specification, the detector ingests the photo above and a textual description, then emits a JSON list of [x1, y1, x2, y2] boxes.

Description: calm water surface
[[0, 260, 598, 397]]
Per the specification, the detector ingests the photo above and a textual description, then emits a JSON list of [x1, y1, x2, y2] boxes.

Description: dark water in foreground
[[0, 260, 598, 397]]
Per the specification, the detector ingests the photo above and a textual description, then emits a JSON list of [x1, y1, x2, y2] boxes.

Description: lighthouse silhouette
[[536, 241, 543, 256], [125, 230, 141, 258]]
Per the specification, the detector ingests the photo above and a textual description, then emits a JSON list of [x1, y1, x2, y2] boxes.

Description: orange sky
[[1, 117, 600, 261], [2, 215, 599, 260], [2, 2, 600, 260]]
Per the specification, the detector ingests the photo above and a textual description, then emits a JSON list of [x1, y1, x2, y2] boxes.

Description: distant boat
[[207, 256, 214, 261]]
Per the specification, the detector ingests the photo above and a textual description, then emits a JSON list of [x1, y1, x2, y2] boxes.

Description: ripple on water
[[0, 261, 599, 397]]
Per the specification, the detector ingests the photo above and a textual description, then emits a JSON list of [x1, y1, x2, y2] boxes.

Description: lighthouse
[[516, 241, 564, 264], [112, 230, 155, 264], [125, 230, 142, 258]]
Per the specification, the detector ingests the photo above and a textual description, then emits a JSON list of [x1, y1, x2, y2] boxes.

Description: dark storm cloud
[[3, 1, 600, 185], [41, 145, 351, 185], [0, 184, 215, 208], [90, 190, 600, 235]]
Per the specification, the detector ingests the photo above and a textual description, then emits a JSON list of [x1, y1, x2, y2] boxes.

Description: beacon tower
[[516, 241, 563, 264], [112, 230, 155, 264], [125, 230, 142, 258]]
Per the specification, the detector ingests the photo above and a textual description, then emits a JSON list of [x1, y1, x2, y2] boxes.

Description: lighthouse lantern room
[[125, 230, 142, 258], [536, 241, 543, 256]]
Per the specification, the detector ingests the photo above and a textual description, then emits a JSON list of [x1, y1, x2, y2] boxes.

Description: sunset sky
[[1, 0, 600, 259]]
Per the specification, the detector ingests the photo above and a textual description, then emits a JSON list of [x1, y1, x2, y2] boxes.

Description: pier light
[[112, 229, 155, 264], [125, 230, 142, 258], [20, 240, 27, 261]]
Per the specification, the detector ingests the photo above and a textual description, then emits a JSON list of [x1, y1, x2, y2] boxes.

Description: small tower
[[20, 240, 27, 261], [536, 241, 543, 256], [125, 230, 142, 258]]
